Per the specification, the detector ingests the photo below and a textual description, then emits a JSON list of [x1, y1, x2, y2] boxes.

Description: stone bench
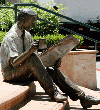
[[0, 46, 36, 109], [0, 68, 36, 110]]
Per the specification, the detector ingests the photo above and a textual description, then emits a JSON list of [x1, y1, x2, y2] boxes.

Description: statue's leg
[[46, 67, 85, 101]]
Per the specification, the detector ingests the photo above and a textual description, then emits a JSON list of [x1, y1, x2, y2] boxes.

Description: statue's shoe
[[80, 95, 100, 109], [53, 92, 68, 102]]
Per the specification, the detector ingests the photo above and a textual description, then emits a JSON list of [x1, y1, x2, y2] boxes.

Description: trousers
[[46, 67, 84, 101], [3, 53, 84, 101]]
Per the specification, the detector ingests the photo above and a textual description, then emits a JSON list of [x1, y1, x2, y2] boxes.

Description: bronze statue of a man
[[1, 8, 100, 109]]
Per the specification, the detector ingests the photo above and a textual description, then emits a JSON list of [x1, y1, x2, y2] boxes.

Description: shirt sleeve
[[6, 37, 18, 62], [1, 36, 19, 70], [7, 39, 18, 58]]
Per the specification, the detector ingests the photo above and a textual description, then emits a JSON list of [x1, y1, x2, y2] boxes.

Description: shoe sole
[[55, 98, 68, 103], [83, 102, 100, 109], [83, 105, 92, 109]]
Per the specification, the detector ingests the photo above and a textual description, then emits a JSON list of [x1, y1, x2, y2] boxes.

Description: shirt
[[1, 23, 33, 71]]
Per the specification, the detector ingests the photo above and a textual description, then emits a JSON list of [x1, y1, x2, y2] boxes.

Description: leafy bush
[[0, 3, 15, 31], [73, 34, 84, 48], [32, 34, 67, 47], [32, 34, 84, 48], [0, 31, 6, 44]]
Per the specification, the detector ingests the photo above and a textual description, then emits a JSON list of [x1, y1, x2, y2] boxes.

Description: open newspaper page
[[39, 34, 80, 67]]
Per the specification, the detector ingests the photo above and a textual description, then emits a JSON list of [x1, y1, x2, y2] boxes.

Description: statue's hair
[[17, 8, 37, 30], [17, 8, 37, 22]]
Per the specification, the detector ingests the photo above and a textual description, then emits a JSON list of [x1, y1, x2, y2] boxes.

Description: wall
[[37, 0, 54, 7], [59, 50, 98, 89], [54, 0, 100, 23], [5, 0, 21, 4]]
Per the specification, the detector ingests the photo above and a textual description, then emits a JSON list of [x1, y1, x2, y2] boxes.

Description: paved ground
[[96, 59, 100, 89]]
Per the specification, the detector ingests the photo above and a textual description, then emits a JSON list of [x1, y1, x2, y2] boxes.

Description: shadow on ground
[[11, 92, 56, 110]]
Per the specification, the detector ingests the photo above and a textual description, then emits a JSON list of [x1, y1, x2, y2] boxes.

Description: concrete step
[[13, 81, 100, 110], [18, 81, 67, 110], [0, 82, 36, 110], [96, 55, 100, 57], [62, 86, 100, 109], [0, 68, 36, 110]]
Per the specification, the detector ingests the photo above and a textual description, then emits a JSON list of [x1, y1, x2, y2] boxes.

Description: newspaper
[[39, 34, 80, 67]]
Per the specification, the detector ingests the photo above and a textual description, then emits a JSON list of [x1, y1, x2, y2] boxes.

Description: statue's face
[[24, 15, 37, 31]]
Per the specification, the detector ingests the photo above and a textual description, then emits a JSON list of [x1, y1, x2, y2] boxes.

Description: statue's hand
[[30, 40, 39, 52], [31, 40, 39, 48], [53, 58, 62, 68]]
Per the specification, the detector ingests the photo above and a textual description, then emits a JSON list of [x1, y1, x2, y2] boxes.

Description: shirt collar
[[15, 23, 23, 37]]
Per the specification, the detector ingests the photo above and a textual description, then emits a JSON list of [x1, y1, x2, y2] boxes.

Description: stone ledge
[[59, 49, 98, 89], [0, 82, 36, 110], [0, 60, 36, 110], [0, 70, 36, 110], [68, 49, 99, 55]]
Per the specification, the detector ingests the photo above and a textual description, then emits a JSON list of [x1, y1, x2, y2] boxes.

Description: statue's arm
[[10, 41, 38, 67]]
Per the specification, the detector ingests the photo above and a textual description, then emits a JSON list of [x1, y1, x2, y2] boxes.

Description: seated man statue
[[1, 8, 100, 109]]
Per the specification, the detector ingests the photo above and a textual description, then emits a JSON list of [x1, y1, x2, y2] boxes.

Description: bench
[[0, 67, 36, 110]]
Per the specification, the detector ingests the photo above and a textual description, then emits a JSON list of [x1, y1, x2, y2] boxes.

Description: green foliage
[[73, 34, 84, 46], [73, 34, 84, 49], [32, 34, 84, 48], [32, 34, 67, 47], [0, 0, 5, 4], [21, 0, 35, 3], [0, 3, 15, 31], [0, 31, 6, 44]]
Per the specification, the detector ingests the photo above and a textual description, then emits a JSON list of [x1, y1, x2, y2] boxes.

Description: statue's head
[[17, 8, 37, 31]]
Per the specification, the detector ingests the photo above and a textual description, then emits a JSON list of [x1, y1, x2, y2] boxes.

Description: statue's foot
[[80, 95, 100, 109], [53, 92, 68, 102]]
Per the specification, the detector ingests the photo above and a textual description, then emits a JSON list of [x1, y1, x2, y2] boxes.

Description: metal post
[[15, 4, 17, 23], [95, 42, 97, 50]]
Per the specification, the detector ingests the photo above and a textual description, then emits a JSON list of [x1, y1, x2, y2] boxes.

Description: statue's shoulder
[[5, 24, 17, 38], [25, 30, 31, 37]]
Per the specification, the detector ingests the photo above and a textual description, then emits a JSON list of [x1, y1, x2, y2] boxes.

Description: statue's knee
[[26, 53, 36, 62], [26, 53, 41, 66]]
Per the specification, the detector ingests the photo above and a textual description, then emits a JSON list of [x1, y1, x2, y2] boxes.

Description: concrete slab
[[0, 62, 36, 110], [62, 85, 100, 109], [19, 81, 67, 110], [0, 83, 30, 110], [18, 81, 100, 110]]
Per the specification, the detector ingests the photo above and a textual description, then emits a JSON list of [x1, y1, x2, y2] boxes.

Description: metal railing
[[0, 3, 100, 50]]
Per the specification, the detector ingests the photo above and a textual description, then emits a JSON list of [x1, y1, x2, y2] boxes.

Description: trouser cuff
[[45, 84, 59, 99], [78, 91, 85, 99]]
